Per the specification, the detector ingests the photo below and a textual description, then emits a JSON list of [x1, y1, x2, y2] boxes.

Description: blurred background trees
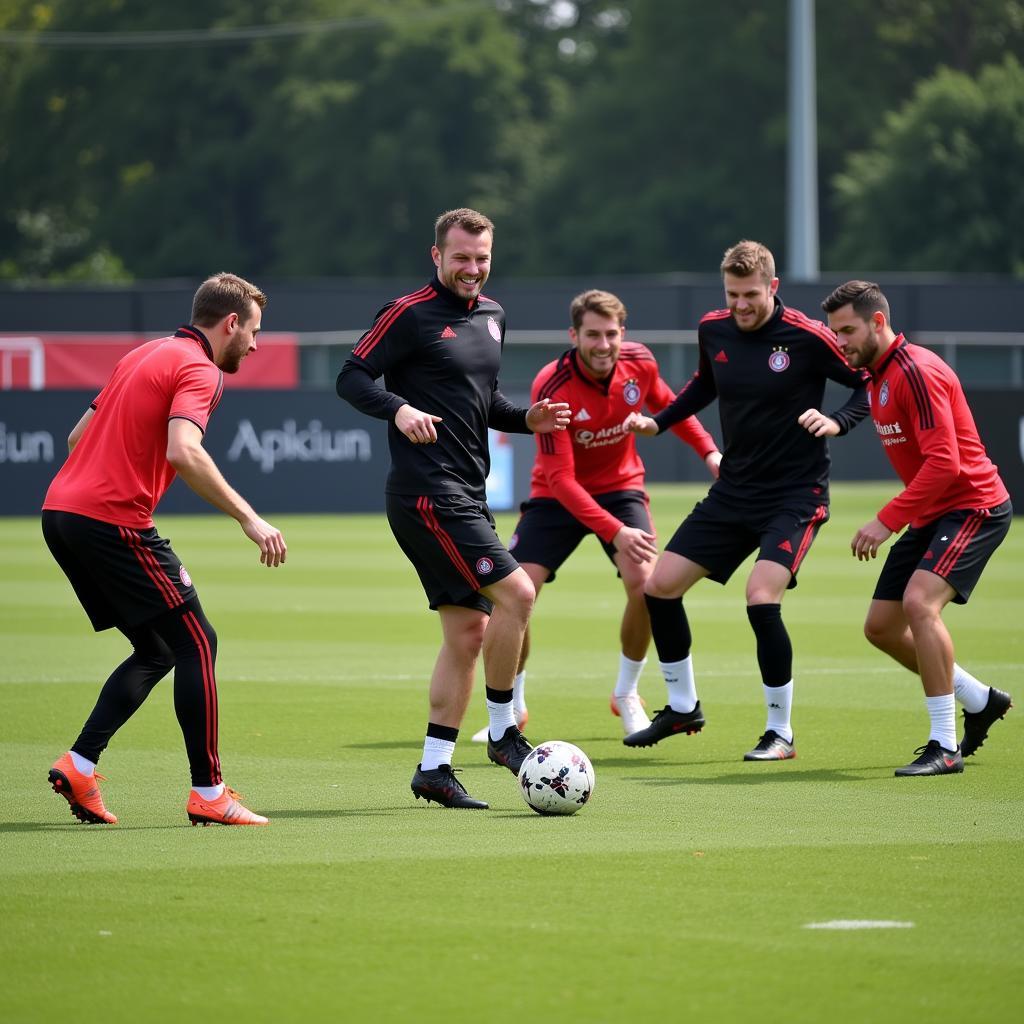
[[1, 0, 1022, 281]]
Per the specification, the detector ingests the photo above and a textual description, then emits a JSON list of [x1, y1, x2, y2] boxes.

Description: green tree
[[829, 55, 1024, 275]]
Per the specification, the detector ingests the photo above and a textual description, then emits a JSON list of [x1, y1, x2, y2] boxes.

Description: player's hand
[[526, 398, 571, 433], [396, 404, 443, 444], [797, 408, 841, 437], [705, 450, 722, 480], [241, 516, 287, 567], [851, 517, 892, 561], [623, 412, 659, 435], [612, 525, 659, 565]]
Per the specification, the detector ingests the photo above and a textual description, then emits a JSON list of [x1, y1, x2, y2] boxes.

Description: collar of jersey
[[870, 333, 907, 380], [569, 348, 614, 394], [175, 325, 215, 362], [431, 273, 483, 312]]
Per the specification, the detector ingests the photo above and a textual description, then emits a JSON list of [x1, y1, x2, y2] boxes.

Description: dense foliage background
[[1, 0, 1022, 280]]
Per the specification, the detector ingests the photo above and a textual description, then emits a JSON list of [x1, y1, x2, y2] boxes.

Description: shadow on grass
[[343, 741, 422, 751], [262, 806, 414, 817], [629, 765, 890, 785]]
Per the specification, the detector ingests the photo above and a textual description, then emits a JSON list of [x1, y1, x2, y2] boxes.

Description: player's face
[[220, 300, 262, 374], [432, 227, 492, 301], [828, 305, 881, 369], [570, 311, 623, 381], [723, 272, 779, 332]]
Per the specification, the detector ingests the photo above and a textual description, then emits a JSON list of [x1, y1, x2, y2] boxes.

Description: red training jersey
[[43, 326, 225, 528], [530, 342, 718, 542], [869, 335, 1008, 531]]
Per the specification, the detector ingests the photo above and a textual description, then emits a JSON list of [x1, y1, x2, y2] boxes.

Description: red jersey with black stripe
[[530, 343, 718, 542], [43, 326, 224, 528], [336, 274, 530, 501], [868, 335, 1008, 531], [653, 298, 869, 504]]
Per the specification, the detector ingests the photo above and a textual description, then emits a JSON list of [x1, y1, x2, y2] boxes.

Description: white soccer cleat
[[470, 707, 528, 743], [611, 693, 650, 736]]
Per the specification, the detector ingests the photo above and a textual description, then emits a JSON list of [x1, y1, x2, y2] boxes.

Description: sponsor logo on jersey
[[878, 380, 890, 406], [487, 316, 501, 342], [574, 408, 591, 422], [476, 556, 495, 575], [179, 565, 192, 587], [768, 348, 790, 372], [440, 325, 457, 339], [623, 378, 641, 406]]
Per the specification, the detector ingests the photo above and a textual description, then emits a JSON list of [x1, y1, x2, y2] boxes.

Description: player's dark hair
[[434, 208, 494, 249], [821, 280, 890, 321], [570, 289, 627, 331], [721, 240, 775, 283], [191, 273, 267, 327]]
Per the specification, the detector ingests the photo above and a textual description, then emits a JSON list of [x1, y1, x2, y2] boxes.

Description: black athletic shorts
[[873, 499, 1012, 605], [42, 510, 198, 631], [664, 489, 830, 588], [386, 492, 521, 612], [507, 490, 653, 582]]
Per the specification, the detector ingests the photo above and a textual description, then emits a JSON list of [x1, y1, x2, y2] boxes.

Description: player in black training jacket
[[336, 208, 570, 809], [622, 240, 869, 761]]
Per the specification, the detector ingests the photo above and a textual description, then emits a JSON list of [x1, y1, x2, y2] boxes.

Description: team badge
[[476, 556, 495, 575], [487, 316, 502, 342], [623, 378, 641, 406], [179, 565, 192, 587], [879, 380, 890, 406], [768, 347, 790, 372]]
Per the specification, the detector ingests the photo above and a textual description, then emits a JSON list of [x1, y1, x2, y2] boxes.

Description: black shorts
[[873, 500, 1012, 605], [386, 492, 521, 612], [664, 489, 830, 588], [42, 510, 198, 631], [508, 490, 652, 582]]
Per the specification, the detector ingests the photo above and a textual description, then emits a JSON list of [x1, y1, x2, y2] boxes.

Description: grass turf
[[1, 483, 1021, 1022]]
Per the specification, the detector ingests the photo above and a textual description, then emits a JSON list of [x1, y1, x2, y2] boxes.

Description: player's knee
[[901, 589, 938, 628], [863, 616, 892, 651]]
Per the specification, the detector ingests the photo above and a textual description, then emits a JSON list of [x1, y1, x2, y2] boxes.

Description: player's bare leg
[[610, 553, 654, 735]]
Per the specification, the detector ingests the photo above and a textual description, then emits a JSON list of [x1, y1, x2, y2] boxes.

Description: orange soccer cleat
[[48, 753, 118, 824], [186, 786, 269, 826]]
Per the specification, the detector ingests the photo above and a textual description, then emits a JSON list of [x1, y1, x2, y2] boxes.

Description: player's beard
[[220, 335, 249, 374]]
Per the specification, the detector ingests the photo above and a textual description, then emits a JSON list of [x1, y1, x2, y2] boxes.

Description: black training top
[[336, 274, 530, 500], [653, 297, 869, 505]]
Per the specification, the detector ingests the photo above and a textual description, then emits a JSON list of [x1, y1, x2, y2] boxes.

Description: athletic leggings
[[71, 597, 222, 787]]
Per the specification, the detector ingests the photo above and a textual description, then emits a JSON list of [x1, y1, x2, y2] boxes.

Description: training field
[[2, 483, 1021, 1022]]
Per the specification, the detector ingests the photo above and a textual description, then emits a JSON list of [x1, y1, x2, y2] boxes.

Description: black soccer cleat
[[961, 686, 1012, 758], [894, 740, 964, 777], [743, 730, 796, 761], [486, 725, 533, 776], [622, 702, 705, 748], [410, 764, 488, 809]]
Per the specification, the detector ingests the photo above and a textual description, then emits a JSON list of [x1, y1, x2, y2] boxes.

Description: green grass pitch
[[1, 483, 1021, 1022]]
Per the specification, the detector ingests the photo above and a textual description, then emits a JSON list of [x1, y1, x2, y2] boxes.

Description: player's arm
[[488, 387, 570, 435], [822, 336, 871, 433], [67, 407, 95, 453], [166, 418, 287, 567], [627, 345, 718, 437], [648, 374, 721, 476]]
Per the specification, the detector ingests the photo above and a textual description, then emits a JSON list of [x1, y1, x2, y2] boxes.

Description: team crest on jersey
[[768, 347, 790, 372], [476, 556, 495, 575], [878, 380, 890, 406], [487, 316, 501, 342], [179, 565, 192, 588], [623, 378, 641, 406]]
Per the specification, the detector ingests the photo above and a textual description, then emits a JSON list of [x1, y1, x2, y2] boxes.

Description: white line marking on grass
[[803, 920, 914, 930]]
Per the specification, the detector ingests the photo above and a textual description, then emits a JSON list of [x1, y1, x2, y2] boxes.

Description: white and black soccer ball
[[517, 740, 595, 816]]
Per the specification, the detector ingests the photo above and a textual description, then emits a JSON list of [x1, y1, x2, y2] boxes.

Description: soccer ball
[[517, 740, 595, 816]]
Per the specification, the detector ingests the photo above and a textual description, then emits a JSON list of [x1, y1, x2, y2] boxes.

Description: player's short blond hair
[[191, 272, 266, 327], [434, 208, 495, 249], [720, 240, 776, 284]]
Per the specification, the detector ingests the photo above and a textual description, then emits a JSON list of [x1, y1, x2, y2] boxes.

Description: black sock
[[746, 603, 792, 687], [644, 594, 692, 663]]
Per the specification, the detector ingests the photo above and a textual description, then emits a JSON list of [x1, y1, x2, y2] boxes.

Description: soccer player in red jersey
[[42, 273, 286, 825], [816, 281, 1012, 776], [624, 242, 869, 760], [470, 289, 720, 742]]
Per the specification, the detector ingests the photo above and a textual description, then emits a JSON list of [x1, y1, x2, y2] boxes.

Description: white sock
[[421, 735, 456, 772], [614, 654, 647, 699], [925, 693, 957, 751], [661, 656, 698, 713], [192, 783, 225, 800], [487, 694, 516, 741], [69, 751, 96, 776], [513, 670, 527, 715], [764, 681, 794, 743], [952, 663, 990, 713]]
